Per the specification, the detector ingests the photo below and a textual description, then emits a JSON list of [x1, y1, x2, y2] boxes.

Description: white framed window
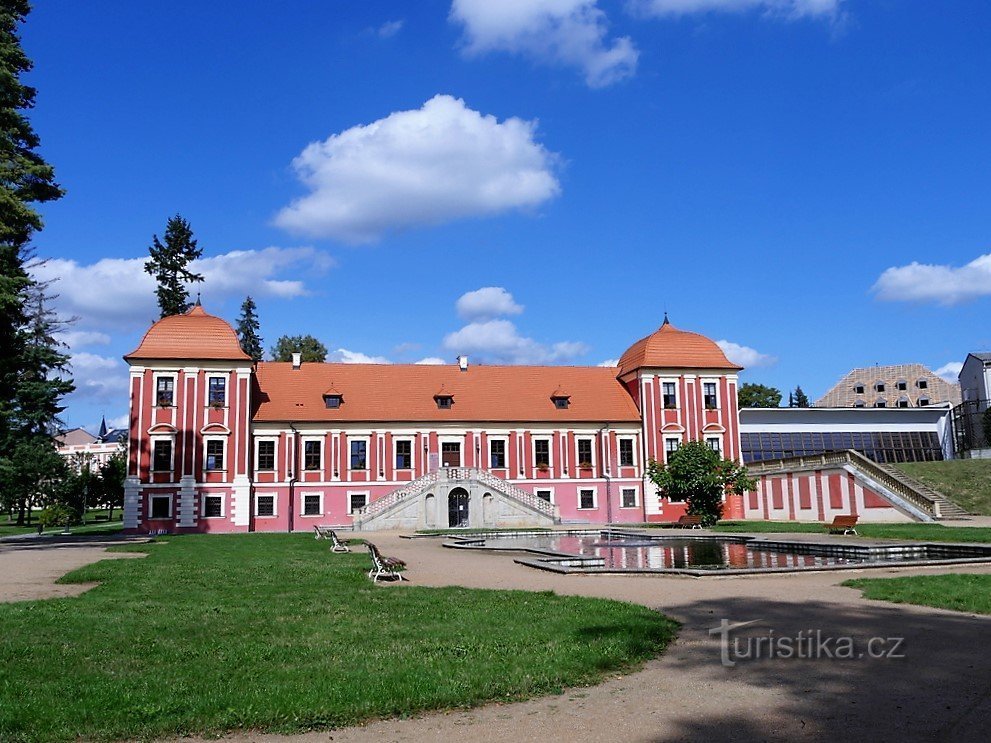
[[348, 491, 369, 514], [202, 493, 224, 518], [394, 438, 413, 470], [255, 493, 277, 517], [576, 438, 594, 468], [662, 381, 678, 409], [489, 437, 508, 468], [301, 492, 323, 517], [706, 437, 722, 454], [703, 382, 718, 409], [534, 488, 554, 503], [255, 438, 277, 471], [664, 437, 681, 461], [151, 437, 174, 472], [349, 437, 369, 470], [149, 494, 172, 519], [578, 488, 597, 510], [204, 438, 225, 471], [618, 438, 635, 467], [154, 374, 176, 407], [303, 438, 322, 471], [620, 488, 638, 509], [533, 438, 552, 468], [207, 376, 227, 407]]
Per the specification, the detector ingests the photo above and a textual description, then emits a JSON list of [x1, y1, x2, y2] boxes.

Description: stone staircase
[[872, 461, 970, 520]]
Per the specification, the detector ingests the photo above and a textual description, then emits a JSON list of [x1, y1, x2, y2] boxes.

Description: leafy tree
[[270, 334, 327, 363], [99, 450, 127, 521], [144, 214, 203, 317], [738, 383, 782, 408], [790, 386, 810, 408], [236, 295, 263, 361], [645, 441, 756, 527]]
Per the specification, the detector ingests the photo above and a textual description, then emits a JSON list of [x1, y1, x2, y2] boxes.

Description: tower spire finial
[[195, 292, 202, 307], [662, 311, 670, 326]]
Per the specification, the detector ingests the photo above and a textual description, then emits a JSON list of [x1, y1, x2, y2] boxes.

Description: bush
[[37, 504, 80, 530]]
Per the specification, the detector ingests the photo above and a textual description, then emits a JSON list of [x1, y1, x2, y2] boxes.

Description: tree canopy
[[789, 386, 810, 408], [144, 214, 203, 318], [738, 382, 782, 408], [236, 296, 263, 361], [270, 334, 328, 363], [645, 441, 755, 527]]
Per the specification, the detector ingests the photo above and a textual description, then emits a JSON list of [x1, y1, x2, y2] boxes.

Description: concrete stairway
[[872, 462, 970, 519]]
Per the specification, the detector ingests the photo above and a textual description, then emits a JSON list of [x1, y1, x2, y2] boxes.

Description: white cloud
[[456, 286, 524, 321], [31, 246, 333, 331], [934, 362, 963, 383], [60, 330, 111, 349], [598, 358, 619, 367], [451, 0, 637, 88], [872, 253, 991, 306], [716, 339, 777, 368], [377, 19, 404, 38], [68, 352, 130, 407], [274, 95, 561, 243], [329, 348, 391, 364], [444, 319, 588, 364], [631, 0, 842, 20], [415, 357, 448, 365]]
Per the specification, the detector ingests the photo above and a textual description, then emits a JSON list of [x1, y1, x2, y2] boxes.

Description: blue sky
[[20, 0, 991, 432]]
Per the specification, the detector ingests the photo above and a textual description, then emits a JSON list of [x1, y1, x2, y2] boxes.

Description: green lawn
[[711, 520, 991, 543], [895, 459, 991, 516], [844, 574, 991, 615], [0, 534, 676, 742], [0, 510, 123, 538]]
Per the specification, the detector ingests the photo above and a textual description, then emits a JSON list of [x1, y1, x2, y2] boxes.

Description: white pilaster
[[123, 477, 141, 529], [232, 475, 251, 527], [176, 475, 197, 528]]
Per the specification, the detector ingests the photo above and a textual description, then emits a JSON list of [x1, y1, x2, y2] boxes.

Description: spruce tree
[[792, 386, 810, 408], [144, 214, 204, 317], [236, 295, 264, 361]]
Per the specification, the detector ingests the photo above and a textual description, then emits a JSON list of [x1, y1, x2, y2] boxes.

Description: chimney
[[291, 352, 302, 370], [457, 355, 469, 372]]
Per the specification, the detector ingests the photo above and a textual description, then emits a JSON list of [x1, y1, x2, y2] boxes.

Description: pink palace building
[[121, 305, 747, 534]]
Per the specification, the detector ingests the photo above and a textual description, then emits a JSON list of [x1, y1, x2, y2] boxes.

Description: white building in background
[[959, 353, 991, 407]]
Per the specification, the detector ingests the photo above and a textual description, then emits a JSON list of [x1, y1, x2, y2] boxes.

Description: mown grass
[[895, 459, 991, 516], [711, 520, 991, 543], [844, 574, 991, 615], [0, 534, 676, 742], [0, 510, 123, 538]]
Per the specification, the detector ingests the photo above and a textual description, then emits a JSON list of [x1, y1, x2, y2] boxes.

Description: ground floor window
[[149, 494, 171, 519], [302, 493, 322, 516], [203, 494, 223, 518], [535, 489, 552, 502], [578, 489, 595, 509], [621, 488, 637, 508], [349, 492, 368, 514], [256, 494, 276, 517], [205, 439, 225, 471]]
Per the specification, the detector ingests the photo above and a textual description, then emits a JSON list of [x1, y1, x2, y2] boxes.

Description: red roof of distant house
[[617, 318, 742, 376], [253, 363, 641, 423], [124, 305, 250, 361]]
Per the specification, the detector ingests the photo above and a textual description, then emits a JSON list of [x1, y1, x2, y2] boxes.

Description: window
[[662, 382, 677, 409], [535, 489, 552, 502], [349, 492, 368, 514], [577, 438, 593, 467], [897, 399, 910, 408], [256, 440, 275, 471], [896, 381, 907, 391], [917, 379, 929, 390], [323, 394, 342, 409], [619, 438, 634, 467], [435, 395, 453, 409], [534, 439, 550, 467], [208, 376, 226, 406], [203, 494, 223, 518], [552, 396, 569, 409], [853, 384, 865, 394], [664, 438, 680, 459], [579, 489, 595, 509], [156, 377, 174, 407], [205, 439, 225, 470], [854, 401, 865, 408], [621, 488, 637, 508], [490, 439, 506, 468], [919, 397, 930, 407], [875, 382, 885, 393], [875, 401, 887, 408], [395, 440, 412, 469], [150, 495, 171, 519], [350, 440, 367, 470], [256, 494, 275, 517], [304, 440, 321, 470], [706, 437, 721, 454], [302, 493, 321, 516], [152, 439, 172, 471], [703, 382, 717, 409]]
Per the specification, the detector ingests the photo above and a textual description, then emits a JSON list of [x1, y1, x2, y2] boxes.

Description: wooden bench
[[314, 526, 351, 553], [365, 542, 408, 582], [676, 514, 704, 529], [827, 515, 859, 536]]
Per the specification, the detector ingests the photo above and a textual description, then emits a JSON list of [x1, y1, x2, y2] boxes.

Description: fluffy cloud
[[934, 362, 963, 383], [451, 0, 637, 88], [456, 286, 525, 321], [444, 319, 588, 364], [68, 352, 130, 407], [60, 330, 111, 350], [716, 339, 777, 368], [274, 95, 561, 243], [872, 253, 991, 306], [598, 358, 619, 367], [329, 348, 391, 364], [31, 246, 333, 331], [415, 357, 448, 365], [631, 0, 841, 19]]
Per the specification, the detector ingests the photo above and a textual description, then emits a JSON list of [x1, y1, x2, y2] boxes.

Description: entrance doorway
[[441, 442, 461, 467], [448, 487, 469, 528]]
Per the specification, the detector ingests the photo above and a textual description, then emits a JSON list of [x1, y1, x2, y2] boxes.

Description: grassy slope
[[711, 521, 991, 543], [844, 574, 991, 615], [895, 459, 991, 516], [0, 534, 676, 742]]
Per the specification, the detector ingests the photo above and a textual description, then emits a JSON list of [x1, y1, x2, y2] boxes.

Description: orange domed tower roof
[[617, 316, 742, 377], [124, 304, 251, 362]]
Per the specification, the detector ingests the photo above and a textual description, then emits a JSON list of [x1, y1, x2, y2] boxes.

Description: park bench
[[826, 515, 859, 536], [313, 526, 351, 553], [365, 542, 408, 582], [676, 514, 704, 529]]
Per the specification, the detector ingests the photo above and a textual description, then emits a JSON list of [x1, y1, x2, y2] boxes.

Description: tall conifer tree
[[236, 295, 264, 361], [144, 214, 204, 317]]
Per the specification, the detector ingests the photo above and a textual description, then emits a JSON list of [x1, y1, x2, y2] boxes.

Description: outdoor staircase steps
[[872, 462, 970, 520]]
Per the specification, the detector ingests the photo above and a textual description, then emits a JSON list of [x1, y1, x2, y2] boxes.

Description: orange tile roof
[[253, 363, 641, 423], [124, 305, 251, 362], [617, 318, 742, 376]]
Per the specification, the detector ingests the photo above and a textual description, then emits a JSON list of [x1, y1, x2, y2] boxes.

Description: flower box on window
[[536, 463, 550, 472], [578, 462, 593, 469]]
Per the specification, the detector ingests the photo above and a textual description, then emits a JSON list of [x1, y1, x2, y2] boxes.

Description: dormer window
[[874, 382, 885, 393], [896, 380, 907, 391], [853, 384, 865, 394], [323, 394, 342, 409], [435, 394, 453, 409], [550, 387, 570, 409], [917, 379, 929, 390]]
